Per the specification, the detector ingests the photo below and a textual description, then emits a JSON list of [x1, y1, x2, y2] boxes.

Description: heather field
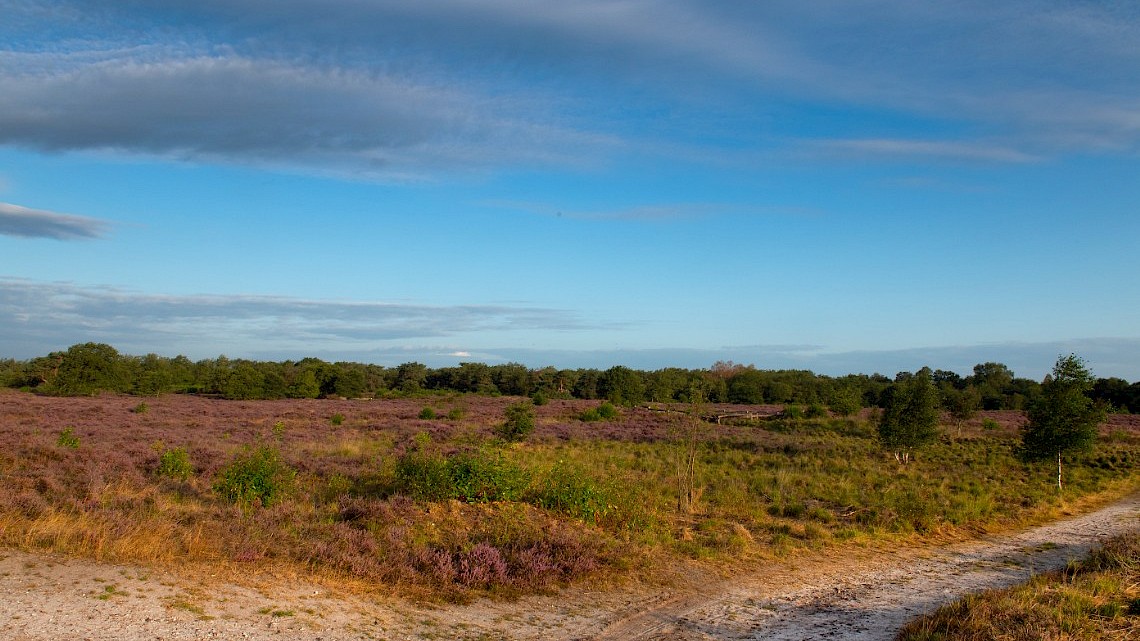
[[1, 389, 1138, 601]]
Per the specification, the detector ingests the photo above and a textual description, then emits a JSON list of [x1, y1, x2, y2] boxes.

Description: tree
[[943, 385, 981, 437], [877, 368, 940, 464], [1022, 354, 1106, 490], [496, 401, 535, 442], [51, 342, 130, 396]]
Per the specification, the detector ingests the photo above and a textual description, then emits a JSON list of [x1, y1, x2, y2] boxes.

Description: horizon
[[3, 3, 1139, 381], [5, 338, 1138, 385]]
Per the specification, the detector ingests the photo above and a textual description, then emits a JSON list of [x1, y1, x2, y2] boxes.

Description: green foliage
[[50, 342, 131, 396], [599, 366, 645, 405], [877, 368, 940, 463], [531, 390, 549, 406], [496, 401, 535, 442], [1023, 354, 1107, 489], [805, 403, 828, 419], [131, 402, 149, 414], [418, 407, 436, 420], [1023, 354, 1104, 461], [529, 462, 616, 526], [828, 386, 862, 416], [394, 447, 530, 503], [579, 407, 602, 422], [581, 402, 619, 422], [213, 444, 295, 507], [446, 406, 465, 421], [156, 446, 192, 481], [329, 413, 345, 426], [597, 402, 619, 420], [57, 427, 80, 449]]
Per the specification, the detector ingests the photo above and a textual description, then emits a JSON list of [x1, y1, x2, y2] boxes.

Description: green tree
[[877, 368, 940, 464], [496, 401, 536, 442], [599, 366, 644, 406], [943, 385, 982, 437], [1022, 354, 1106, 490], [51, 342, 130, 396]]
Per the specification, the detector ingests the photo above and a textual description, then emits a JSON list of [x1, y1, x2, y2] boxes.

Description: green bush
[[394, 448, 530, 503], [982, 418, 1000, 430], [213, 444, 295, 507], [529, 462, 614, 525], [496, 401, 535, 442], [418, 407, 436, 420], [597, 402, 619, 420], [579, 408, 602, 422], [805, 403, 828, 419], [131, 402, 149, 414], [57, 427, 80, 449], [531, 391, 549, 406], [330, 413, 345, 426], [581, 402, 618, 422], [446, 407, 465, 420], [156, 446, 193, 481]]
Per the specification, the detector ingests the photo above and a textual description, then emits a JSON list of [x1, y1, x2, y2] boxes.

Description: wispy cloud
[[0, 278, 586, 358], [811, 139, 1043, 164], [0, 202, 109, 239], [3, 1, 1138, 179], [487, 200, 823, 222]]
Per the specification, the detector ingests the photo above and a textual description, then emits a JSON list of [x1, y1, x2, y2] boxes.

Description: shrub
[[418, 407, 436, 420], [214, 444, 296, 507], [131, 402, 149, 414], [446, 407, 465, 420], [597, 402, 619, 420], [394, 448, 530, 503], [496, 402, 535, 442], [156, 446, 193, 481], [330, 413, 345, 426], [581, 402, 618, 422], [531, 391, 549, 406], [982, 418, 1000, 431], [579, 408, 602, 422], [57, 427, 80, 449], [529, 462, 614, 526], [783, 406, 804, 420], [805, 403, 828, 419]]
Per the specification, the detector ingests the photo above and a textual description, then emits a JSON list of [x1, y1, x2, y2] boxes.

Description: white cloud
[[0, 202, 109, 239], [0, 278, 586, 359]]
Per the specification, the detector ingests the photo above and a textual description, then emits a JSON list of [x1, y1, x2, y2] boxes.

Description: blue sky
[[2, 1, 1139, 380]]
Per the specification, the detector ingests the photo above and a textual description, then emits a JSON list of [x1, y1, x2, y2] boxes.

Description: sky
[[2, 1, 1139, 381]]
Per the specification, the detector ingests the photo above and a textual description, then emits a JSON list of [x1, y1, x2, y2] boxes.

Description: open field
[[1, 389, 1139, 637]]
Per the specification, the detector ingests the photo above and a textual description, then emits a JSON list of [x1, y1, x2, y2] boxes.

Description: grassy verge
[[897, 531, 1140, 640]]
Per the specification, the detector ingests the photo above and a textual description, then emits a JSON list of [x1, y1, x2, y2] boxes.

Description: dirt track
[[3, 494, 1138, 641]]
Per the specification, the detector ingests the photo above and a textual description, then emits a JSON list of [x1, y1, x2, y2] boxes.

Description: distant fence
[[641, 404, 784, 424]]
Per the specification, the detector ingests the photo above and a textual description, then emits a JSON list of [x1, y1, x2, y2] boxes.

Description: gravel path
[[3, 494, 1137, 640]]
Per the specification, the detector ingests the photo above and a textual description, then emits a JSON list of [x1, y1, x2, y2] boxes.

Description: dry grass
[[898, 531, 1140, 640]]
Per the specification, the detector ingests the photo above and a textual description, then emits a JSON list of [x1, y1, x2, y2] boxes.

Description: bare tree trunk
[[1057, 451, 1063, 491]]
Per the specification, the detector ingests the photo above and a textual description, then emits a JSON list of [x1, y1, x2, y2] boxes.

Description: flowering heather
[[0, 389, 1137, 599]]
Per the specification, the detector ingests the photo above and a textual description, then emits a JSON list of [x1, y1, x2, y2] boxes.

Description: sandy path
[[595, 493, 1140, 640], [2, 494, 1137, 641]]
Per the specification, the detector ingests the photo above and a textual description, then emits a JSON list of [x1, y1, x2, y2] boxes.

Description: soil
[[3, 493, 1137, 641]]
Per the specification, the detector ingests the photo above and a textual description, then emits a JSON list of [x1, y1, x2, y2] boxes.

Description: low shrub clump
[[213, 444, 296, 507], [394, 446, 530, 503], [156, 446, 193, 481]]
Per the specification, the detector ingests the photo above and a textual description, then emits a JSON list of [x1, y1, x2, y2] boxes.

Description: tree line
[[2, 343, 1138, 415]]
